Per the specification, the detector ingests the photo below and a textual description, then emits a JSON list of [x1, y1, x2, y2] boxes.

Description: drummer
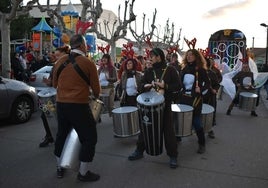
[[128, 47, 182, 169], [180, 49, 211, 154], [118, 58, 143, 106], [98, 54, 118, 117], [39, 45, 70, 147], [226, 62, 258, 116], [203, 57, 222, 139]]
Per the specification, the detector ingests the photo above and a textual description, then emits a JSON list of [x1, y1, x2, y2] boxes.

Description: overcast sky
[[34, 0, 267, 49]]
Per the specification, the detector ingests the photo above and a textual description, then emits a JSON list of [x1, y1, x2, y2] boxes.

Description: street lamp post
[[260, 23, 268, 69]]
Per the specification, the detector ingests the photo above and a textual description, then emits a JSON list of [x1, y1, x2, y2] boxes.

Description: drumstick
[[195, 71, 199, 87]]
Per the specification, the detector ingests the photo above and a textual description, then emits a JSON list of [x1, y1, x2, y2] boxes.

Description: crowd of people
[[10, 47, 54, 82], [10, 34, 268, 183]]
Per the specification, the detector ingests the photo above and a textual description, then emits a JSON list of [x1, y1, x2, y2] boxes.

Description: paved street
[[0, 88, 268, 188]]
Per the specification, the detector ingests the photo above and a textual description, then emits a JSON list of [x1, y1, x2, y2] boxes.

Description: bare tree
[[0, 0, 38, 78], [84, 0, 136, 62], [128, 9, 157, 55], [153, 18, 182, 52]]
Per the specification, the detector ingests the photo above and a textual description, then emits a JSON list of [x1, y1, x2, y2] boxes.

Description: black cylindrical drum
[[137, 91, 165, 156]]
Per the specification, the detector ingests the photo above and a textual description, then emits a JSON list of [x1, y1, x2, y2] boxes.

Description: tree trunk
[[110, 41, 117, 63], [1, 15, 11, 78]]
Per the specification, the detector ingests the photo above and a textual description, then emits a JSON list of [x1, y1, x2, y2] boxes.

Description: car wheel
[[11, 96, 33, 124]]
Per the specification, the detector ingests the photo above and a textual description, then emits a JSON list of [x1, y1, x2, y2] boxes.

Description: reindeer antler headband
[[198, 47, 216, 59], [167, 45, 179, 54], [76, 20, 94, 35], [97, 44, 110, 54], [184, 37, 197, 49], [121, 42, 135, 58]]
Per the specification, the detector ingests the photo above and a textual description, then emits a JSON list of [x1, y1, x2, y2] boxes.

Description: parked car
[[0, 76, 39, 124], [28, 65, 53, 90]]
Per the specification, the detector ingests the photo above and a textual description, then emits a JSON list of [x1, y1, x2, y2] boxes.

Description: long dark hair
[[99, 53, 115, 76], [150, 48, 165, 63]]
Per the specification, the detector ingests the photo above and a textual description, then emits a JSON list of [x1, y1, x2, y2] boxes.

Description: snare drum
[[38, 88, 57, 138], [137, 91, 165, 156], [37, 88, 57, 113], [171, 104, 193, 137], [89, 98, 104, 122], [201, 104, 215, 133], [112, 106, 140, 137], [239, 92, 258, 111]]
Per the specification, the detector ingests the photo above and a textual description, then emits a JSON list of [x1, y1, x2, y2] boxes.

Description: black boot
[[251, 111, 258, 117], [208, 130, 215, 139], [39, 136, 54, 147], [196, 129, 206, 154], [197, 144, 206, 154]]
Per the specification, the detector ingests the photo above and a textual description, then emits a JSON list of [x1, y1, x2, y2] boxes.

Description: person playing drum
[[98, 54, 118, 117], [226, 62, 258, 116], [128, 48, 182, 169], [180, 49, 211, 154], [119, 58, 143, 107], [203, 57, 222, 139]]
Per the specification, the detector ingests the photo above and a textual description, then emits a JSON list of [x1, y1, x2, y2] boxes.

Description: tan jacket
[[52, 54, 101, 104]]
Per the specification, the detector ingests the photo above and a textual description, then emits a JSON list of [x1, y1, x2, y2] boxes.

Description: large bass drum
[[137, 91, 165, 156], [112, 106, 140, 137], [172, 104, 193, 137]]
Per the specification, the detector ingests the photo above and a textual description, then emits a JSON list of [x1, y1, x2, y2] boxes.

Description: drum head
[[38, 87, 56, 98], [171, 104, 193, 112], [202, 104, 215, 114], [137, 91, 164, 106], [239, 92, 258, 98], [112, 106, 138, 113]]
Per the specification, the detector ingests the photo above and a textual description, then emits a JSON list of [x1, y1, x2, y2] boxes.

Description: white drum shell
[[112, 106, 140, 137], [172, 104, 193, 137], [59, 129, 80, 170], [201, 104, 215, 133], [239, 92, 258, 111]]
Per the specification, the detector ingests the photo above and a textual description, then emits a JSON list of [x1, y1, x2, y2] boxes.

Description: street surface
[[0, 88, 268, 188]]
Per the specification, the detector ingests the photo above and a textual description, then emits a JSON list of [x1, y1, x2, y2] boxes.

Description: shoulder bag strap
[[56, 60, 70, 79], [69, 54, 90, 85]]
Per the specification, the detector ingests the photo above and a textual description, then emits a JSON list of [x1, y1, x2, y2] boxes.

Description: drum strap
[[153, 67, 167, 82], [56, 54, 90, 85]]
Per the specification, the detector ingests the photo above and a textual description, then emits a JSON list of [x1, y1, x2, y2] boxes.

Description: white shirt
[[126, 77, 137, 96], [99, 72, 109, 86]]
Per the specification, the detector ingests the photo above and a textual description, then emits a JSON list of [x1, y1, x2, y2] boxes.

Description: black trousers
[[54, 102, 97, 162], [41, 111, 53, 138], [136, 100, 178, 158]]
